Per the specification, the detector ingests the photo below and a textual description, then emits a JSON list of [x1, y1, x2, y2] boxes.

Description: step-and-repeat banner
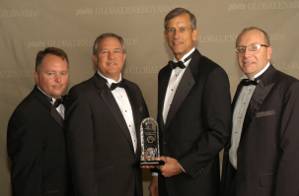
[[1, 0, 299, 195]]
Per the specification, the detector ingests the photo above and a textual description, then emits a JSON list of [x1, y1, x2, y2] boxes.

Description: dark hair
[[35, 47, 69, 71], [164, 7, 197, 30], [236, 26, 271, 47], [92, 32, 125, 55]]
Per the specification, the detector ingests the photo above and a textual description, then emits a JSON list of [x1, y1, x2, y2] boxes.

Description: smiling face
[[93, 36, 126, 81], [34, 54, 69, 98], [236, 29, 272, 78], [164, 13, 197, 60]]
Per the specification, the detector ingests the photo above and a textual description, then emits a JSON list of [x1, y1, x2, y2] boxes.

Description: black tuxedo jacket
[[157, 49, 231, 196], [65, 74, 149, 196], [7, 87, 69, 196], [221, 65, 299, 196]]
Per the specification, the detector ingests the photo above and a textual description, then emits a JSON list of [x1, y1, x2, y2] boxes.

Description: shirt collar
[[36, 86, 59, 104], [172, 47, 195, 68], [97, 70, 122, 87]]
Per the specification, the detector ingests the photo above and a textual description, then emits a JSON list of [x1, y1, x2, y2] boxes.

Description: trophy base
[[140, 160, 165, 166]]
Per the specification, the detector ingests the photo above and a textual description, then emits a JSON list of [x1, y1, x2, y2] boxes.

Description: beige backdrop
[[1, 0, 299, 195]]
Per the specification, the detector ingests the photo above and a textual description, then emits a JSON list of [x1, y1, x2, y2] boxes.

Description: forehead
[[238, 30, 266, 45], [166, 13, 192, 27], [98, 37, 122, 49], [40, 54, 68, 70]]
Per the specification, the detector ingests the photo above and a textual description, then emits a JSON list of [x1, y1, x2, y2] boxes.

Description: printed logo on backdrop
[[75, 5, 179, 16], [227, 0, 299, 11], [0, 9, 38, 18], [125, 65, 160, 75], [27, 38, 138, 49]]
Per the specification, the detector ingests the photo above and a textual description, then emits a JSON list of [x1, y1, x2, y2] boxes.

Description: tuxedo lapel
[[241, 65, 276, 136], [33, 87, 64, 127], [158, 68, 172, 129], [93, 74, 135, 153], [164, 50, 200, 128], [165, 67, 195, 128]]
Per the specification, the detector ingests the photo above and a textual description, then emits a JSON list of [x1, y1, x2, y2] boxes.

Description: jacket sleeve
[[275, 81, 299, 196], [7, 111, 43, 196]]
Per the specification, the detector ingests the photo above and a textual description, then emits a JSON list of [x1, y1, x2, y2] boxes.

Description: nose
[[173, 30, 180, 39], [54, 74, 62, 83], [107, 51, 115, 59]]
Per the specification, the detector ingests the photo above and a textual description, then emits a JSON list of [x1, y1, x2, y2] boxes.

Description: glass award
[[140, 117, 164, 166]]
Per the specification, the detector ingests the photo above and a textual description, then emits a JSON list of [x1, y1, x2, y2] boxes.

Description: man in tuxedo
[[65, 33, 149, 196], [221, 26, 299, 196], [148, 7, 231, 196], [7, 47, 70, 196]]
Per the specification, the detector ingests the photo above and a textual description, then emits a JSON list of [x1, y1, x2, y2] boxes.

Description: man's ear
[[92, 55, 97, 66], [192, 29, 198, 43]]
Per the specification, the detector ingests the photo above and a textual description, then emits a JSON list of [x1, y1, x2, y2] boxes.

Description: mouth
[[106, 61, 117, 66]]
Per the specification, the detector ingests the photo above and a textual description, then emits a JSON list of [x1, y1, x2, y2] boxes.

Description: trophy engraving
[[140, 117, 163, 166]]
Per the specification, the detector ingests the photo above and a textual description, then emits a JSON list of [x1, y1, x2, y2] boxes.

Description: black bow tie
[[168, 52, 193, 69], [53, 98, 63, 108], [110, 81, 126, 91], [168, 61, 186, 69], [240, 79, 259, 86]]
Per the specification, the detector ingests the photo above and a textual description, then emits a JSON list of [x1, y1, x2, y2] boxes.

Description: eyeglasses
[[236, 43, 269, 54]]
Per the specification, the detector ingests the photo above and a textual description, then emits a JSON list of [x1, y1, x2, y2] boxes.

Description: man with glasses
[[7, 47, 70, 196], [148, 7, 231, 196], [221, 26, 299, 196]]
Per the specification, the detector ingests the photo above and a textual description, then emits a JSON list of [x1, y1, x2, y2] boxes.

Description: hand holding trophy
[[140, 117, 164, 166]]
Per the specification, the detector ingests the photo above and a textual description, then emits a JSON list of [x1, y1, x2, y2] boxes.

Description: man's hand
[[159, 156, 184, 177], [149, 176, 158, 196]]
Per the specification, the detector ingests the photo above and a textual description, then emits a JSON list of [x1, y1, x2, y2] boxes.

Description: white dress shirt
[[229, 62, 271, 169], [162, 48, 195, 123], [97, 71, 137, 153]]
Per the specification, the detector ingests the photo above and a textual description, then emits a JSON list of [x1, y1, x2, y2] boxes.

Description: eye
[[166, 27, 176, 33], [236, 46, 246, 53], [248, 44, 259, 51], [178, 27, 187, 33], [46, 72, 55, 76], [99, 50, 109, 55], [113, 49, 123, 54], [59, 71, 68, 76]]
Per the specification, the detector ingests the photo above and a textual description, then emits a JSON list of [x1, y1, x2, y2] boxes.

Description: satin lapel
[[248, 81, 274, 119], [242, 65, 276, 132], [33, 87, 64, 127], [165, 67, 195, 128], [100, 89, 134, 149], [92, 74, 134, 152], [158, 68, 172, 129]]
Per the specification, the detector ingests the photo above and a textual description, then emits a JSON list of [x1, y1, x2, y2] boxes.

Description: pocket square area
[[255, 110, 276, 118]]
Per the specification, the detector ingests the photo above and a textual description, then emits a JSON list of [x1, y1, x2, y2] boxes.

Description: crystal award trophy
[[140, 117, 164, 166]]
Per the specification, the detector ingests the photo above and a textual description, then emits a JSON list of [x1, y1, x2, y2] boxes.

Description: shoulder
[[123, 78, 143, 94], [69, 77, 95, 94], [8, 90, 43, 129]]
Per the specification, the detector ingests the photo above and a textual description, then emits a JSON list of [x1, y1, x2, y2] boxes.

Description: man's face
[[94, 37, 126, 81], [35, 54, 69, 98], [164, 13, 197, 60], [237, 29, 272, 78]]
